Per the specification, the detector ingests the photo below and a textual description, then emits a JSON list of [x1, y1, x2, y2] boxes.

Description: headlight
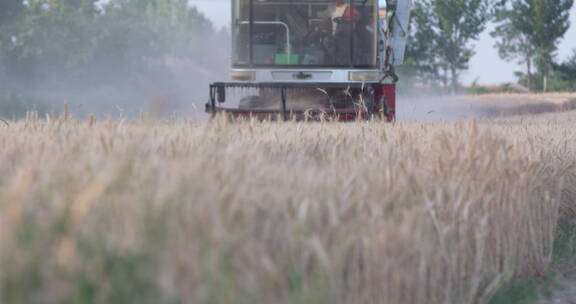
[[230, 70, 255, 81], [349, 71, 381, 82]]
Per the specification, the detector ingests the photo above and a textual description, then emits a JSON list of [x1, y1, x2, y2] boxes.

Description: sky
[[189, 0, 576, 85]]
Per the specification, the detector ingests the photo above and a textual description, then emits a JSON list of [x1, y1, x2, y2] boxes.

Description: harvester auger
[[206, 0, 412, 122]]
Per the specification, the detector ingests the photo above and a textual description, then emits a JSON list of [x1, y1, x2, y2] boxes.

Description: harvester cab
[[206, 0, 412, 121]]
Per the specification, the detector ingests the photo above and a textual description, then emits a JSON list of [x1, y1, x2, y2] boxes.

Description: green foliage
[[491, 9, 537, 90], [0, 0, 24, 26], [514, 69, 575, 92], [434, 0, 498, 93], [4, 0, 220, 80], [488, 277, 550, 304], [1, 207, 165, 304], [467, 79, 490, 94], [492, 0, 574, 92], [489, 218, 576, 303], [403, 1, 442, 84], [553, 49, 576, 91], [512, 0, 574, 71], [3, 0, 98, 80], [69, 243, 164, 304], [406, 0, 574, 93], [405, 0, 498, 92], [491, 11, 535, 63], [0, 0, 229, 118]]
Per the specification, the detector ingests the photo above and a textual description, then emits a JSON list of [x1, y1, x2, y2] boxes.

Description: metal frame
[[232, 68, 394, 83], [207, 81, 394, 122]]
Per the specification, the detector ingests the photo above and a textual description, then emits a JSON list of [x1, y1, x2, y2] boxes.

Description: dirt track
[[398, 93, 576, 122]]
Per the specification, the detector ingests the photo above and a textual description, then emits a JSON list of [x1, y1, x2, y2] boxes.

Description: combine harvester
[[206, 0, 412, 121]]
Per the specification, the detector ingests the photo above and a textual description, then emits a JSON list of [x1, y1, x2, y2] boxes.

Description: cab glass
[[232, 0, 378, 67]]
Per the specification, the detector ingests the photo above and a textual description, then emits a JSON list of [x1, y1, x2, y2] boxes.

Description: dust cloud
[[0, 4, 230, 120], [397, 94, 576, 122]]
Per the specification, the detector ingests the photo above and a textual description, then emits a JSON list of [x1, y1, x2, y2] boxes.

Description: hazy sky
[[189, 0, 576, 85]]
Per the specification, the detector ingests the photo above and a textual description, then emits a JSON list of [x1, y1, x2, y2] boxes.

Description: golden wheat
[[0, 108, 575, 304]]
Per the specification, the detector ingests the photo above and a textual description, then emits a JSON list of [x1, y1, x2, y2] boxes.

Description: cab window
[[232, 0, 378, 67]]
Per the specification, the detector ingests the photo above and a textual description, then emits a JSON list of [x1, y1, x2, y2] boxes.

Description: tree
[[494, 0, 574, 92], [402, 0, 442, 85], [491, 10, 537, 90], [2, 0, 100, 81], [553, 49, 576, 91], [0, 0, 24, 26], [403, 0, 498, 93], [96, 0, 219, 78], [433, 0, 498, 93], [1, 0, 228, 117], [0, 0, 25, 77]]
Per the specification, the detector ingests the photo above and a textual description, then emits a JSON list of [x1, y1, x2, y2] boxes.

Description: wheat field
[[1, 104, 575, 303]]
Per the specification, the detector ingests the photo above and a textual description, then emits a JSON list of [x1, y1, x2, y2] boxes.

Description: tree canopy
[[404, 0, 499, 93], [0, 0, 229, 118], [553, 49, 576, 91], [492, 0, 574, 91]]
